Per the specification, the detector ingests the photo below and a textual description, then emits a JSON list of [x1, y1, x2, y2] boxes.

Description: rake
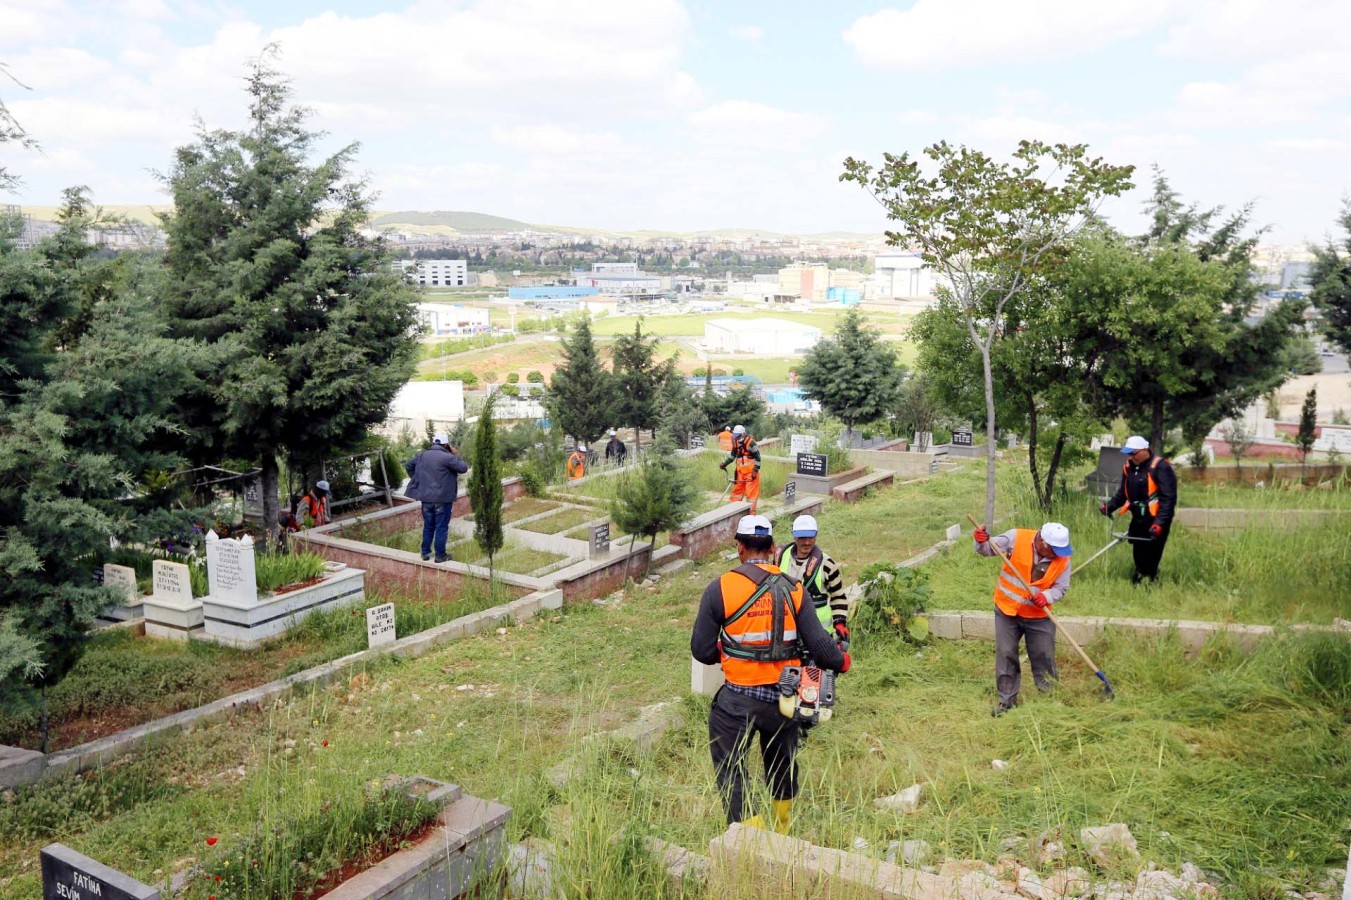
[[966, 515, 1116, 700]]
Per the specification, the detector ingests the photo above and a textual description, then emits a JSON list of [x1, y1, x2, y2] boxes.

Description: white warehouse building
[[382, 381, 465, 438], [399, 259, 469, 287], [415, 303, 491, 336], [871, 252, 939, 299], [703, 318, 821, 356]]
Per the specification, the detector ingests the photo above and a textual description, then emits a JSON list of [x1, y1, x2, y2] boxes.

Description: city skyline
[[2, 0, 1348, 245]]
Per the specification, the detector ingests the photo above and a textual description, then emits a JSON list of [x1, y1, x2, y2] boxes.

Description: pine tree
[[1297, 387, 1318, 470], [612, 320, 677, 453], [610, 432, 698, 578], [158, 54, 420, 532], [469, 392, 505, 581], [797, 308, 904, 441], [546, 317, 614, 446]]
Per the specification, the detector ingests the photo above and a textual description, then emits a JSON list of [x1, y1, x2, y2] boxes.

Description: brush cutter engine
[[777, 664, 836, 725]]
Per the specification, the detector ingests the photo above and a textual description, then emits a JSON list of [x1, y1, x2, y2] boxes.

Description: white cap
[[1040, 522, 1072, 557], [608, 428, 616, 436], [576, 443, 587, 452], [315, 480, 331, 492], [1121, 435, 1150, 453], [433, 432, 449, 445], [732, 424, 747, 436], [735, 514, 773, 537], [792, 515, 818, 538]]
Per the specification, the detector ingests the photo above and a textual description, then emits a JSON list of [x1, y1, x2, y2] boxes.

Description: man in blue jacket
[[405, 433, 469, 563]]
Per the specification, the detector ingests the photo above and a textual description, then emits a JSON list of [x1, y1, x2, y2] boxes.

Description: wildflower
[[206, 837, 218, 846], [322, 739, 329, 747], [215, 875, 221, 882]]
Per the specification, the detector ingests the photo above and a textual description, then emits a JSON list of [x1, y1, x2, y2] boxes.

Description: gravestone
[[205, 530, 258, 604], [1084, 447, 1124, 496], [913, 431, 933, 451], [952, 428, 974, 447], [151, 560, 193, 606], [589, 522, 611, 559], [242, 475, 264, 521], [1005, 432, 1019, 448], [41, 843, 159, 900], [789, 434, 818, 457], [783, 481, 796, 504], [102, 564, 139, 604], [945, 524, 961, 541], [689, 435, 706, 449], [795, 453, 828, 478], [366, 603, 396, 648], [929, 457, 939, 475]]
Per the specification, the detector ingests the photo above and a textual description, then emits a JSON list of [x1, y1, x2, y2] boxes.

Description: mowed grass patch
[[2, 553, 1345, 900], [514, 506, 603, 535]]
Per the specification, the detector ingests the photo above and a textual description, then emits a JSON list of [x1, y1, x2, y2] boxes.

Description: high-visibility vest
[[718, 563, 804, 686], [718, 430, 733, 451], [734, 456, 759, 484], [302, 493, 329, 527], [992, 529, 1068, 619], [1118, 456, 1165, 518], [565, 452, 586, 479], [779, 543, 830, 625]]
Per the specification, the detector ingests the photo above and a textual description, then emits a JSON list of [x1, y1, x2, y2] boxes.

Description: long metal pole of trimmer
[[1070, 538, 1122, 577], [965, 515, 1116, 699]]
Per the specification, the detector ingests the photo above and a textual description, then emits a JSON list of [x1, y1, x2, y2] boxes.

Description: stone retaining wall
[[831, 471, 895, 503]]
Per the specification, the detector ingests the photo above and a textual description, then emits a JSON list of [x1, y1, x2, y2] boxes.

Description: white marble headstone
[[152, 559, 194, 606], [205, 530, 258, 604], [103, 564, 139, 604]]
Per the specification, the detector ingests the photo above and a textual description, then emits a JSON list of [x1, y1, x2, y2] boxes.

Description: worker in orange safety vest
[[972, 521, 1073, 717], [1099, 435, 1177, 584], [719, 425, 761, 513], [565, 444, 587, 481]]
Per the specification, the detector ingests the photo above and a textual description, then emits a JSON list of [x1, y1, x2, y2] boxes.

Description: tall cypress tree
[[159, 54, 419, 531], [546, 317, 614, 446], [469, 392, 504, 581], [1297, 387, 1318, 470], [611, 320, 676, 453]]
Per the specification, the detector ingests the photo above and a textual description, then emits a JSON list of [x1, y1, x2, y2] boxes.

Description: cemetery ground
[[2, 458, 1347, 898]]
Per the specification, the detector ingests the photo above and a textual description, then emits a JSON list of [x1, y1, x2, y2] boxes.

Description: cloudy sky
[[2, 0, 1347, 242]]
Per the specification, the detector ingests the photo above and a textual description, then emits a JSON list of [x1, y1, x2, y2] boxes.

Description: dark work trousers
[[1128, 517, 1171, 581], [708, 686, 800, 824], [994, 608, 1058, 707]]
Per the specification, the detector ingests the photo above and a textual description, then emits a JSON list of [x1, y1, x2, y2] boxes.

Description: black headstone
[[41, 844, 159, 900], [590, 522, 611, 558], [952, 428, 974, 447], [783, 481, 796, 504], [689, 436, 706, 449], [1084, 447, 1124, 497], [795, 453, 828, 477]]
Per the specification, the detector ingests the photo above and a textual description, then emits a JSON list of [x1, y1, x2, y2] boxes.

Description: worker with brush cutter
[[973, 521, 1073, 717], [691, 515, 850, 830], [1099, 435, 1177, 585]]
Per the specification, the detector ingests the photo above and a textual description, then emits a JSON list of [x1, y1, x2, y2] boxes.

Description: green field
[[590, 309, 912, 338]]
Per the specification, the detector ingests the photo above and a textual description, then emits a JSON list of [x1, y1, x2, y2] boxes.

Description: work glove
[[1149, 522, 1164, 538], [973, 525, 989, 544], [833, 621, 850, 644], [837, 651, 852, 674], [719, 461, 729, 471], [1031, 592, 1050, 609], [1099, 502, 1111, 517]]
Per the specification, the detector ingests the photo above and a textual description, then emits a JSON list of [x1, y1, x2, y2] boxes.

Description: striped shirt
[[780, 545, 848, 625]]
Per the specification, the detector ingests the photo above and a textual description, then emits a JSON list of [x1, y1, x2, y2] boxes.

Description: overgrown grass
[[1171, 478, 1351, 509], [254, 551, 327, 595]]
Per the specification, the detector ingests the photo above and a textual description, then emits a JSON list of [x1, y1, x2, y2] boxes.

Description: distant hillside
[[370, 210, 533, 232], [19, 205, 170, 225]]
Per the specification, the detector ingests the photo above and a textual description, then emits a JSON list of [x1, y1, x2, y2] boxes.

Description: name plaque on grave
[[41, 843, 160, 900], [206, 531, 258, 604], [590, 522, 611, 559], [795, 453, 828, 478], [952, 428, 974, 447], [689, 436, 705, 449], [366, 603, 396, 648], [789, 434, 818, 457], [152, 559, 193, 606], [783, 481, 796, 504], [102, 564, 139, 604]]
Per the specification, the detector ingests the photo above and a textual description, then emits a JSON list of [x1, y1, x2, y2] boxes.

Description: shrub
[[852, 563, 930, 642], [732, 367, 745, 376], [507, 372, 521, 383], [526, 370, 544, 383], [499, 383, 520, 397], [255, 552, 327, 595]]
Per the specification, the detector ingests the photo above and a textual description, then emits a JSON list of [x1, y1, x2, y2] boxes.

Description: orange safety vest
[[734, 456, 759, 484], [302, 493, 329, 527], [992, 529, 1068, 619], [718, 564, 804, 686], [1118, 456, 1165, 518], [565, 451, 586, 480], [718, 430, 734, 451]]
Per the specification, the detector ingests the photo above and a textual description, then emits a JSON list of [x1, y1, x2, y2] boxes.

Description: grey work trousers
[[995, 608, 1058, 706]]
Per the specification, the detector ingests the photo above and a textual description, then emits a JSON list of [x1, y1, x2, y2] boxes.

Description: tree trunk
[[1044, 431, 1068, 510], [981, 346, 997, 524], [39, 684, 49, 754], [642, 535, 656, 578], [1150, 402, 1165, 455], [1025, 392, 1043, 508], [624, 533, 639, 583], [260, 452, 280, 538]]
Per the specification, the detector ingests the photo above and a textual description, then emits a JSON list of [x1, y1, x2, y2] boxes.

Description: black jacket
[[691, 562, 846, 672], [404, 445, 469, 504], [1108, 455, 1177, 527]]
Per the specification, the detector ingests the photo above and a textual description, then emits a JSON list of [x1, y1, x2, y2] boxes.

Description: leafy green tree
[[654, 374, 708, 449], [469, 392, 505, 580], [797, 308, 903, 443], [0, 63, 37, 192], [546, 317, 614, 446], [159, 55, 420, 531], [0, 191, 202, 749], [611, 320, 677, 453], [702, 386, 767, 439], [1311, 201, 1351, 356], [1297, 387, 1318, 469], [843, 140, 1134, 522], [609, 432, 698, 578]]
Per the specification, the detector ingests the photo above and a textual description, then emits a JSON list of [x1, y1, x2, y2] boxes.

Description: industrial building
[[415, 303, 491, 336], [871, 252, 937, 299], [703, 318, 822, 356], [399, 259, 469, 287], [382, 380, 466, 437], [572, 262, 665, 296]]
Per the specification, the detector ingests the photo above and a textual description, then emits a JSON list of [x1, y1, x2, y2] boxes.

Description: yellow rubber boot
[[740, 814, 768, 829], [771, 799, 792, 833]]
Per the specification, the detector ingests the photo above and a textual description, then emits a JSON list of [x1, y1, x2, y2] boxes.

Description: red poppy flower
[[215, 875, 221, 882], [205, 837, 218, 846], [322, 740, 329, 748]]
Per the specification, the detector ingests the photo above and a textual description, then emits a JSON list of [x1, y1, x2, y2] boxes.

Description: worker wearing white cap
[[777, 514, 849, 645], [604, 428, 627, 467], [691, 515, 850, 828], [300, 479, 332, 528], [1099, 435, 1177, 584], [719, 424, 762, 513], [972, 520, 1073, 716], [566, 443, 587, 481]]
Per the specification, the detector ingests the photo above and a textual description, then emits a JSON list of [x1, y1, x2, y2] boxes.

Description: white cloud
[[0, 2, 73, 49], [728, 25, 764, 43], [688, 100, 824, 136], [843, 0, 1174, 71], [1158, 0, 1351, 62], [1266, 138, 1346, 152]]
